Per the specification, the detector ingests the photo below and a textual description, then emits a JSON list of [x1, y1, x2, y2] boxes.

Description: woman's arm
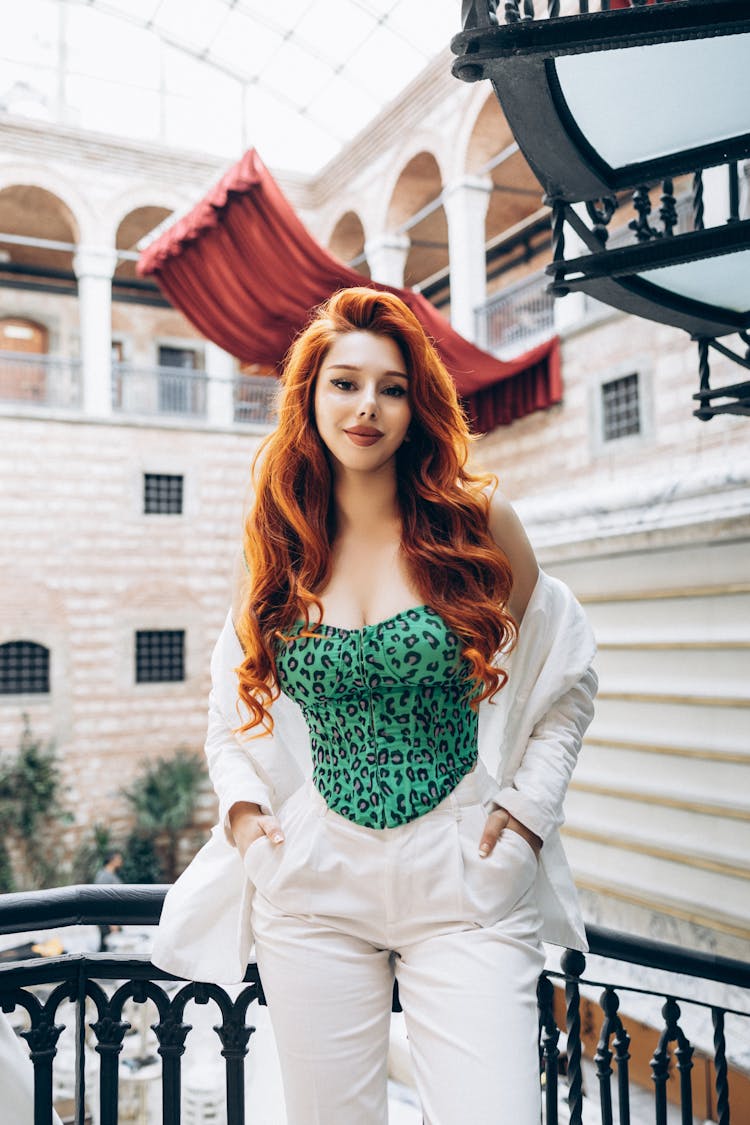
[[487, 490, 539, 623], [481, 498, 596, 857], [477, 666, 598, 859], [495, 666, 598, 841]]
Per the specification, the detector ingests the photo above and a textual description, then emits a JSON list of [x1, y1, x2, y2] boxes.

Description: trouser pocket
[[244, 785, 319, 914], [457, 801, 539, 927]]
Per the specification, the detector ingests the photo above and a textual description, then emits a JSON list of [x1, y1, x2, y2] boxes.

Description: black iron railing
[[462, 0, 681, 26], [454, 0, 750, 419], [1, 885, 748, 1124]]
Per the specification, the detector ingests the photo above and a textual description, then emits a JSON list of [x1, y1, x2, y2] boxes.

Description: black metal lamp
[[453, 1, 750, 419]]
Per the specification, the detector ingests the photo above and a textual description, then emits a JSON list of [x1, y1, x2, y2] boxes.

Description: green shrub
[[0, 717, 71, 889], [71, 822, 114, 884], [121, 749, 206, 882], [120, 831, 164, 884]]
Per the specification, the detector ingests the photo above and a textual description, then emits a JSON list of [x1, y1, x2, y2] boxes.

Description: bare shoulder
[[486, 488, 539, 622]]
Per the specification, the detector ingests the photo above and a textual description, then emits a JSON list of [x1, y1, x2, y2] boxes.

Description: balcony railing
[[463, 1, 678, 24], [111, 364, 278, 426], [0, 357, 278, 427], [112, 363, 209, 419], [1, 885, 748, 1124], [0, 350, 82, 410], [231, 373, 279, 426], [476, 270, 556, 357]]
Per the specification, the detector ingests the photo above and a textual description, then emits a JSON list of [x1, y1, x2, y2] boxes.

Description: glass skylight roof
[[1, 0, 461, 173]]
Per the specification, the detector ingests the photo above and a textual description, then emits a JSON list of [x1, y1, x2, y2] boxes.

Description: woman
[[152, 288, 597, 1125]]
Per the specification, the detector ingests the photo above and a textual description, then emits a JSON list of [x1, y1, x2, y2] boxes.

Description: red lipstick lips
[[344, 426, 383, 447]]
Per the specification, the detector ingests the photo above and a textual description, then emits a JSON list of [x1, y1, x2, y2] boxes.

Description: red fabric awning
[[138, 148, 561, 431]]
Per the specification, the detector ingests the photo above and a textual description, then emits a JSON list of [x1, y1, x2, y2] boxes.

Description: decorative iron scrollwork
[[595, 988, 631, 1125], [537, 974, 560, 1124], [629, 185, 662, 242], [650, 997, 695, 1122], [586, 196, 617, 246], [693, 333, 750, 420], [561, 948, 586, 1125], [659, 178, 677, 237]]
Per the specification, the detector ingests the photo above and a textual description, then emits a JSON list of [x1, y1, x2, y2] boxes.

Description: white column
[[443, 175, 492, 342], [740, 160, 750, 221], [205, 341, 237, 427], [363, 233, 411, 288], [701, 165, 731, 228], [73, 247, 117, 417]]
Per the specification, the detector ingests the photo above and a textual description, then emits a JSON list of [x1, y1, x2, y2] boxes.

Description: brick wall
[[0, 415, 264, 852]]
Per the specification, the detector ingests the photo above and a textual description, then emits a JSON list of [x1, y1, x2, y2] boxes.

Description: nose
[[357, 383, 378, 418]]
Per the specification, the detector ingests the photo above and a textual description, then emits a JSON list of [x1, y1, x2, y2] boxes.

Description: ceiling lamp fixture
[[453, 0, 750, 419]]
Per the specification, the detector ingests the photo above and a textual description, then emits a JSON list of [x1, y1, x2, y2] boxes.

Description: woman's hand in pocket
[[478, 807, 542, 860], [228, 801, 285, 859]]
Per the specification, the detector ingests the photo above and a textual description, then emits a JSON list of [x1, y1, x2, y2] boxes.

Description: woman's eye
[[331, 378, 354, 391], [383, 385, 407, 397]]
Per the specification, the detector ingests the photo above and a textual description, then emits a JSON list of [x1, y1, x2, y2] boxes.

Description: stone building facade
[[0, 47, 748, 962]]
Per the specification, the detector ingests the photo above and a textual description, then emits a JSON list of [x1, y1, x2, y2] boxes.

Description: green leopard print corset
[[275, 605, 479, 829]]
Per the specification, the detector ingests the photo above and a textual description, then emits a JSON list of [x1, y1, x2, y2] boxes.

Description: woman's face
[[314, 331, 412, 477]]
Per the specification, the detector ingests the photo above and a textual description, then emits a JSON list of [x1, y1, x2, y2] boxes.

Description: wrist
[[506, 813, 543, 855], [228, 801, 262, 839]]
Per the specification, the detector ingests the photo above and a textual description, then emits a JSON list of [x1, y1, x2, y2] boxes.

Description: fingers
[[505, 814, 543, 857], [236, 812, 284, 858], [258, 815, 285, 846], [478, 807, 509, 858]]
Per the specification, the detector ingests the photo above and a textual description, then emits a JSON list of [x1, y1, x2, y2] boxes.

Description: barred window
[[135, 630, 185, 684], [144, 473, 183, 515], [0, 641, 50, 694], [602, 372, 640, 441]]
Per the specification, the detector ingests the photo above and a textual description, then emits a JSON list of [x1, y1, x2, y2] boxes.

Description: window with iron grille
[[135, 630, 185, 684], [601, 372, 640, 441], [0, 640, 50, 694], [144, 473, 183, 515]]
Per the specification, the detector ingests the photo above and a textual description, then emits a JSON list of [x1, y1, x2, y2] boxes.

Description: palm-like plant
[[122, 749, 206, 881]]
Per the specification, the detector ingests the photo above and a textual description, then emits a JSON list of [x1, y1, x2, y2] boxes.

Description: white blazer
[[152, 570, 597, 984]]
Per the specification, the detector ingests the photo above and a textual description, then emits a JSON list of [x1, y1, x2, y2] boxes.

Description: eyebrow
[[327, 363, 409, 379]]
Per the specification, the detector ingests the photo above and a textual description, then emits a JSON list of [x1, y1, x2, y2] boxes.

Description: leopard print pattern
[[275, 606, 479, 829]]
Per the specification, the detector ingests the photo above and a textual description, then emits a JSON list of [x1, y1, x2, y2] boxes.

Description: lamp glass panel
[[639, 251, 750, 315], [555, 34, 750, 168]]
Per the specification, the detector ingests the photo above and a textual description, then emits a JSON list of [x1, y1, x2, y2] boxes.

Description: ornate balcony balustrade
[[0, 350, 82, 410], [476, 270, 556, 357], [111, 364, 278, 427], [0, 356, 278, 428], [1, 885, 748, 1124], [112, 363, 209, 419], [454, 0, 750, 418]]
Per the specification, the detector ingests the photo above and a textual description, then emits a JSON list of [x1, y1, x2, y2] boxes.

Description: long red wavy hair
[[236, 287, 516, 733]]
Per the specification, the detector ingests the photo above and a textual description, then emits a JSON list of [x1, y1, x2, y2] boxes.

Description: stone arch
[[378, 141, 447, 232], [463, 92, 516, 177], [385, 150, 447, 289], [0, 182, 82, 275], [0, 163, 96, 243], [328, 210, 370, 278], [114, 204, 175, 282], [457, 90, 548, 287]]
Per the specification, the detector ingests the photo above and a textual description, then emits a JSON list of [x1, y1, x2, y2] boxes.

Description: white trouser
[[246, 760, 545, 1125]]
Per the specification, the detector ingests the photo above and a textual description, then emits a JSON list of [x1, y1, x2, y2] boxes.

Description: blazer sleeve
[[495, 664, 598, 843], [204, 688, 275, 844]]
